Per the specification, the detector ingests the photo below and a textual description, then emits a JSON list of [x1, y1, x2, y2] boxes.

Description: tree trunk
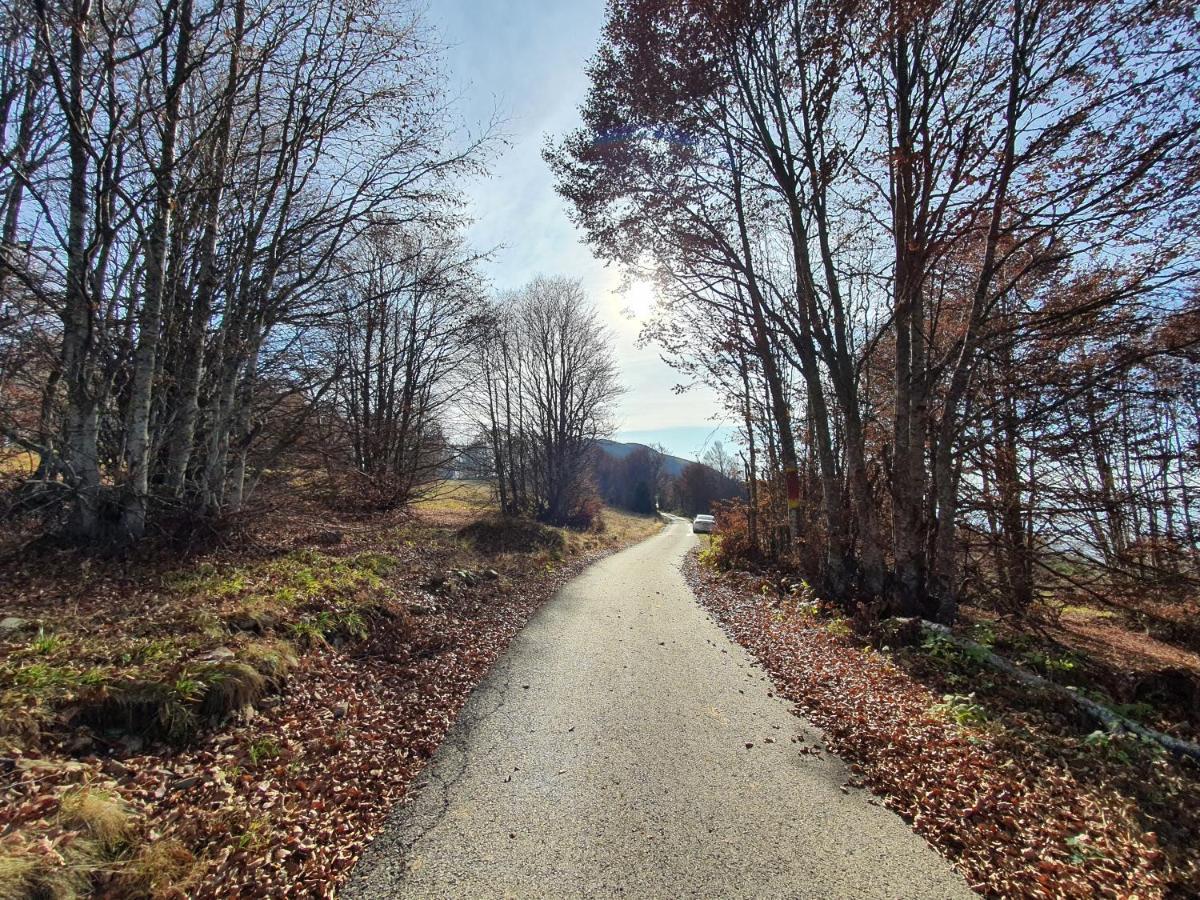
[[166, 0, 243, 498], [122, 0, 194, 538]]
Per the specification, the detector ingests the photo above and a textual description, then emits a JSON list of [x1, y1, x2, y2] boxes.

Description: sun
[[624, 279, 657, 319]]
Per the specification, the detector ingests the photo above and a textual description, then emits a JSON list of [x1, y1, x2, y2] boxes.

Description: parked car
[[692, 514, 715, 534]]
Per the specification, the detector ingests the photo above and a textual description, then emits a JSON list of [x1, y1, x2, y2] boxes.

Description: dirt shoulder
[[0, 487, 662, 898], [684, 553, 1200, 899]]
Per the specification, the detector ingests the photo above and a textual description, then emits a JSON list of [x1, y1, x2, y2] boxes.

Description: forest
[[0, 0, 1199, 896], [549, 0, 1200, 626], [547, 0, 1200, 893]]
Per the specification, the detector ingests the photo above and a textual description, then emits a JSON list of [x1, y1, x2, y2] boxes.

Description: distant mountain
[[594, 438, 692, 479]]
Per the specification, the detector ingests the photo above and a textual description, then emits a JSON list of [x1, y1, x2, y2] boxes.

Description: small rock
[[119, 735, 145, 754], [101, 757, 132, 779], [0, 616, 29, 632], [745, 742, 754, 749], [66, 734, 94, 754], [171, 775, 203, 792], [482, 569, 500, 580]]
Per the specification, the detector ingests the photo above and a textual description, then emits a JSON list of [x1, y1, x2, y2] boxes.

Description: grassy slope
[[0, 482, 662, 898]]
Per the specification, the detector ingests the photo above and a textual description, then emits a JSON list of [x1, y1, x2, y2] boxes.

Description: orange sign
[[785, 467, 800, 509]]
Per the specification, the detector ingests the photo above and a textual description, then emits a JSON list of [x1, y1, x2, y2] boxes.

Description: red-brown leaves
[[685, 556, 1196, 898]]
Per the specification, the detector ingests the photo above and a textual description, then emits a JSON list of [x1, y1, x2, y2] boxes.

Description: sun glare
[[624, 280, 656, 319]]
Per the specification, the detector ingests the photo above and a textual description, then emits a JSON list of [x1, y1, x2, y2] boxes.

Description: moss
[[239, 640, 298, 684]]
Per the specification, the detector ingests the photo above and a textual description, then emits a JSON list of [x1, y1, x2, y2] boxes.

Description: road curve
[[344, 516, 971, 899]]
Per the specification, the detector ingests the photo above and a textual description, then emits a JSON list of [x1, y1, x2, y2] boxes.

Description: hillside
[[594, 439, 693, 478]]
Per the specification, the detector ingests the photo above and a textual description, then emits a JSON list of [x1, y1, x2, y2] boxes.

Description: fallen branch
[[903, 618, 1200, 763]]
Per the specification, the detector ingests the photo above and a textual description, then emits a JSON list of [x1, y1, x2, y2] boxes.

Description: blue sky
[[428, 0, 737, 461]]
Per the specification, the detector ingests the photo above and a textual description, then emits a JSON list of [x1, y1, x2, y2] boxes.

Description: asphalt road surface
[[345, 516, 972, 899]]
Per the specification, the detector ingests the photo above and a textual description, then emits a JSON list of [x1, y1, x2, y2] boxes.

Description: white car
[[692, 514, 715, 534]]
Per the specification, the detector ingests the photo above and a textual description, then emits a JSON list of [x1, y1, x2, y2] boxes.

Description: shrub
[[562, 495, 604, 532]]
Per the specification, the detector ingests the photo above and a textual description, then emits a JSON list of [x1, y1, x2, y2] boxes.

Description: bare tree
[[478, 277, 623, 526], [327, 224, 486, 507], [0, 0, 491, 543], [552, 0, 1200, 622]]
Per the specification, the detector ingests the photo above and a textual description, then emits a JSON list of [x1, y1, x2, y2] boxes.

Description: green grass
[[931, 692, 990, 729], [29, 628, 61, 655], [173, 550, 399, 608], [248, 736, 281, 765]]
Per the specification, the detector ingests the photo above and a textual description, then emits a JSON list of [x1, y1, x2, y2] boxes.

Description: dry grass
[[0, 837, 103, 900], [58, 788, 132, 851], [119, 839, 200, 897], [411, 479, 494, 513], [195, 662, 267, 719], [0, 451, 37, 476], [563, 508, 664, 555], [0, 853, 39, 900]]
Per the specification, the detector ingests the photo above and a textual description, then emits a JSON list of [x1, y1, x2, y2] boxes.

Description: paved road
[[345, 517, 971, 899]]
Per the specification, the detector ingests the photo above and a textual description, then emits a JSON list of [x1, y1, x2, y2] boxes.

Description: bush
[[705, 501, 759, 568], [562, 495, 604, 532]]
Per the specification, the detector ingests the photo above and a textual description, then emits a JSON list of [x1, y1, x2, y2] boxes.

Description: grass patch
[[177, 550, 399, 610], [28, 628, 61, 656], [195, 662, 267, 720], [1060, 604, 1117, 621], [458, 516, 566, 554], [240, 640, 298, 684], [0, 845, 98, 900], [931, 692, 990, 729], [0, 449, 38, 475], [59, 788, 133, 851], [411, 479, 494, 513], [562, 508, 663, 555], [119, 840, 199, 897], [248, 735, 282, 765]]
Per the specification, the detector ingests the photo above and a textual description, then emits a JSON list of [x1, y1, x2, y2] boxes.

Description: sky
[[428, 0, 738, 462]]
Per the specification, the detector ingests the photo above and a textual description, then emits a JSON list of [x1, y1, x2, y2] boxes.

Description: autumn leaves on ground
[[687, 552, 1200, 897], [0, 480, 662, 897]]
